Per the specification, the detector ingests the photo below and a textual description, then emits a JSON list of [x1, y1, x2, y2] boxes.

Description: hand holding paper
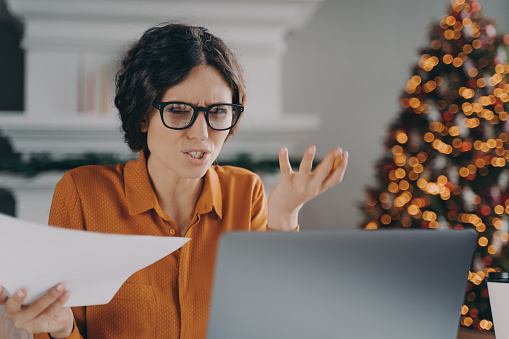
[[1, 282, 75, 338], [0, 213, 190, 307]]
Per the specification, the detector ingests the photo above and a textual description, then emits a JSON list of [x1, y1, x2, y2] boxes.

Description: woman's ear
[[140, 116, 148, 132]]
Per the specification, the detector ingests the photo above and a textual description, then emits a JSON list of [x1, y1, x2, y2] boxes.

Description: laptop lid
[[207, 229, 476, 339]]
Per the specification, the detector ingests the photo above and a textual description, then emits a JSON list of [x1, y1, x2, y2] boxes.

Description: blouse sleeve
[[33, 171, 87, 339], [249, 174, 268, 231]]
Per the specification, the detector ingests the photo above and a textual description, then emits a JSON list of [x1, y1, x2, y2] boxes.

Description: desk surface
[[457, 328, 495, 339]]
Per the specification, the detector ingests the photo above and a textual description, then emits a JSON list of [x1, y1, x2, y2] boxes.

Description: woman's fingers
[[299, 146, 348, 196], [310, 147, 341, 185], [0, 285, 7, 304], [1, 283, 73, 336], [20, 283, 67, 322], [4, 283, 69, 331], [33, 291, 71, 333], [4, 288, 27, 315], [278, 147, 292, 181], [299, 145, 316, 174], [277, 145, 348, 203], [333, 150, 344, 171], [321, 150, 349, 191]]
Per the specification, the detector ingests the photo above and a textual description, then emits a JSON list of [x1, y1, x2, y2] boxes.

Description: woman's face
[[141, 65, 232, 181]]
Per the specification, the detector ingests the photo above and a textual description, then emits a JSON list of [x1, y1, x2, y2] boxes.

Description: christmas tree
[[361, 0, 509, 332]]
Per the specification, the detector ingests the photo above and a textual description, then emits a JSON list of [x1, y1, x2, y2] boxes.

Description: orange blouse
[[34, 152, 279, 339]]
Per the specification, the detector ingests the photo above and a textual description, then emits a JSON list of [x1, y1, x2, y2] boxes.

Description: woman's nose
[[186, 112, 209, 140]]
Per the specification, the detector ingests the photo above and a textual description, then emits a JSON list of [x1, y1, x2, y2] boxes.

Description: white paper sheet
[[0, 213, 190, 307]]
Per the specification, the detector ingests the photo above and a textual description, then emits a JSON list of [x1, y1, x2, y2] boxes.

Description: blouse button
[[170, 229, 176, 236]]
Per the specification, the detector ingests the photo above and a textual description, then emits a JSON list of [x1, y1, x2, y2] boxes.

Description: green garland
[[0, 153, 315, 177], [0, 153, 134, 177]]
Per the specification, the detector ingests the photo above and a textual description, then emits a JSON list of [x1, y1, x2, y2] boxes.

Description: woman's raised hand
[[0, 283, 74, 338], [267, 145, 348, 231]]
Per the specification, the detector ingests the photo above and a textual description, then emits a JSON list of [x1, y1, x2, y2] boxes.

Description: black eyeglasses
[[152, 101, 244, 131]]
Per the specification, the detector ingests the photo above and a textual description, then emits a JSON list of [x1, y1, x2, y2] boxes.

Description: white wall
[[283, 0, 509, 230]]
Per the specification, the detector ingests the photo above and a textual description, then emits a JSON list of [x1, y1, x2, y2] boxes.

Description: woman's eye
[[167, 105, 192, 114], [210, 108, 227, 115]]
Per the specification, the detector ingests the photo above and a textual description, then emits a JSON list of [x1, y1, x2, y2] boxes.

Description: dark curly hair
[[115, 23, 246, 152]]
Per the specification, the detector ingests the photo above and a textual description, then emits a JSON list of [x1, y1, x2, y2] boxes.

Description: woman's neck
[[146, 155, 205, 234]]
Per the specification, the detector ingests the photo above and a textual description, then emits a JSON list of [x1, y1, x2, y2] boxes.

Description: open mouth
[[187, 151, 205, 159]]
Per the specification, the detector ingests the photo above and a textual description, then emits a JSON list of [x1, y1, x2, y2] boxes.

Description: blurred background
[[0, 0, 508, 230], [1, 1, 508, 338], [282, 0, 509, 230]]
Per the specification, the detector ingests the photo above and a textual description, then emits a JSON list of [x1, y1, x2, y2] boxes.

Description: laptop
[[207, 229, 476, 339]]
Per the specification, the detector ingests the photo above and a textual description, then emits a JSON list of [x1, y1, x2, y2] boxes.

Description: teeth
[[187, 151, 205, 159]]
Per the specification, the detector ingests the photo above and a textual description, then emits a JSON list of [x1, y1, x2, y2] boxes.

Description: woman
[[0, 23, 348, 338]]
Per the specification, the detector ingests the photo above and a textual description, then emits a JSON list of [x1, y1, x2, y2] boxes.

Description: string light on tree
[[361, 0, 509, 332]]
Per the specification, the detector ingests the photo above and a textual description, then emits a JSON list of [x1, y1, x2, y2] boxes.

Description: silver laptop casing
[[207, 229, 476, 339]]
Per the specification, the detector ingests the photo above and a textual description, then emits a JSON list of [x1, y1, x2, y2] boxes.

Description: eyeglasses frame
[[151, 101, 244, 131]]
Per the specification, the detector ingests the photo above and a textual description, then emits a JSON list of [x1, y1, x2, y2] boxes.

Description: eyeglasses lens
[[208, 104, 237, 130]]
